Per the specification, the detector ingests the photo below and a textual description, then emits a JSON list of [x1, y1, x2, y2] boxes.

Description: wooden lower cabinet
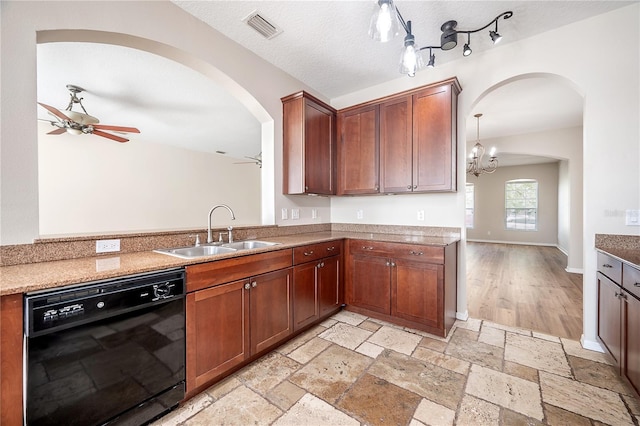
[[393, 259, 443, 330], [186, 256, 293, 397], [250, 268, 293, 354], [623, 292, 640, 395], [346, 240, 457, 337], [187, 280, 250, 393], [597, 253, 640, 398], [597, 272, 622, 364], [292, 241, 343, 330], [349, 254, 391, 315]]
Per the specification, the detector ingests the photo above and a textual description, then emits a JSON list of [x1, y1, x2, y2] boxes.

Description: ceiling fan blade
[[92, 124, 140, 133], [37, 102, 70, 122], [92, 129, 129, 143], [47, 128, 67, 135]]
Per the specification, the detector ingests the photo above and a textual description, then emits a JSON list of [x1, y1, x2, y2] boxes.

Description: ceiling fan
[[38, 84, 140, 143], [234, 152, 262, 168]]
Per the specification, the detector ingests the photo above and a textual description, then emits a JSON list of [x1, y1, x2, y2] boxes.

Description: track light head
[[463, 43, 472, 56], [440, 20, 458, 50], [490, 30, 502, 44]]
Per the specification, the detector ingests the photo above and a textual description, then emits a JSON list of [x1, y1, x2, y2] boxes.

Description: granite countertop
[[0, 231, 460, 296]]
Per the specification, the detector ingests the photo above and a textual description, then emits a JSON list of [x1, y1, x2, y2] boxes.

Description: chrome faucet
[[207, 204, 236, 243]]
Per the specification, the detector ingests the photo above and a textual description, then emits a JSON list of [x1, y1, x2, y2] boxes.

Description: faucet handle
[[189, 234, 201, 247]]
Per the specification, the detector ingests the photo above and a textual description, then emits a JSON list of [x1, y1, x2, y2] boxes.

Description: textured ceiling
[[37, 1, 631, 160]]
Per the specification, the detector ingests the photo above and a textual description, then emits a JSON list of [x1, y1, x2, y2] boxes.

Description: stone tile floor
[[153, 311, 639, 425]]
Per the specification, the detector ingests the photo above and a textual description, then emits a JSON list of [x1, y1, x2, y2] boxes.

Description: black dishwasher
[[24, 268, 186, 426]]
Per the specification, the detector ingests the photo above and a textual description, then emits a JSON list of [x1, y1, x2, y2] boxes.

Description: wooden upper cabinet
[[282, 91, 336, 195], [380, 95, 413, 193], [337, 104, 379, 195], [412, 83, 458, 192]]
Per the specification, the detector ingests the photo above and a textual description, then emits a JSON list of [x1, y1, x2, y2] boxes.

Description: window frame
[[465, 183, 474, 229], [504, 179, 538, 231]]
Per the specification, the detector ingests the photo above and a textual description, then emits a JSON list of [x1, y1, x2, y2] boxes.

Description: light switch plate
[[417, 210, 425, 221], [312, 209, 318, 219], [356, 209, 364, 220], [291, 208, 300, 219], [281, 208, 288, 220], [626, 209, 640, 226]]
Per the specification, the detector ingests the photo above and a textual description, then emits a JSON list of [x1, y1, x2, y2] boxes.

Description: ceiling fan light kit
[[369, 0, 513, 77], [37, 84, 140, 143]]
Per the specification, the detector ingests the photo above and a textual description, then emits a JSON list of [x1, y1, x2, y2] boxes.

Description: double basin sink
[[154, 240, 279, 259]]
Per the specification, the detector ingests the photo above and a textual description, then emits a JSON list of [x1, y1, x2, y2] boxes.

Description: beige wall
[[38, 124, 261, 235], [467, 162, 559, 245]]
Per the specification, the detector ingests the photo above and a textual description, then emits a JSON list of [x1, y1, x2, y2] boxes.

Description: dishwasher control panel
[[25, 269, 185, 337]]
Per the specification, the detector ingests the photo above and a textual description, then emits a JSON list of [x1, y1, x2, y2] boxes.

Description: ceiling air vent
[[242, 10, 283, 40]]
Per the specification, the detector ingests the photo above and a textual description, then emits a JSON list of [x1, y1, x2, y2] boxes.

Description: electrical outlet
[[96, 239, 120, 253], [291, 208, 300, 220], [417, 210, 425, 221], [356, 209, 364, 220], [312, 209, 318, 219], [281, 208, 288, 220]]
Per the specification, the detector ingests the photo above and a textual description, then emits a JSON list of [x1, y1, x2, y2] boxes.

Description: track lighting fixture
[[369, 1, 513, 76]]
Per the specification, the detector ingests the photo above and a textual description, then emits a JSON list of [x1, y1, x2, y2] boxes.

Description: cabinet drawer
[[348, 240, 444, 264], [293, 240, 343, 265], [623, 264, 640, 299], [186, 249, 293, 292], [597, 252, 622, 283]]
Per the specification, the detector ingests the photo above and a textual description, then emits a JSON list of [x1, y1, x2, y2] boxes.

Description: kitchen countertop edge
[[1, 231, 460, 296]]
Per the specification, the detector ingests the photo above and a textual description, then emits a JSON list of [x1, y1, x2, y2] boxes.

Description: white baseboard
[[467, 239, 558, 247], [456, 310, 469, 321], [580, 335, 605, 353], [557, 246, 569, 256], [565, 267, 584, 274]]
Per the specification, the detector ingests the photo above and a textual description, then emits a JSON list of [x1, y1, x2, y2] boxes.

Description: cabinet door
[[304, 98, 335, 195], [598, 272, 622, 365], [380, 95, 413, 193], [293, 262, 319, 331], [392, 259, 443, 329], [338, 105, 379, 194], [186, 280, 249, 394], [250, 268, 293, 354], [319, 255, 341, 317], [348, 254, 391, 314], [412, 84, 455, 192], [623, 292, 640, 394]]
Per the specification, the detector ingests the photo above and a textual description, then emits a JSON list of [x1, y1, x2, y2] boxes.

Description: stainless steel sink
[[154, 240, 279, 259], [154, 245, 237, 259], [222, 240, 280, 250]]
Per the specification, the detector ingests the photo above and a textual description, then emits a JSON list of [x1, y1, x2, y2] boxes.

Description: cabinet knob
[[304, 250, 314, 256], [635, 283, 640, 287], [386, 261, 390, 266], [362, 246, 374, 250], [327, 246, 335, 251], [244, 283, 251, 290], [318, 262, 325, 268], [413, 185, 417, 189], [410, 251, 424, 256], [305, 186, 309, 190], [391, 262, 396, 267], [407, 185, 412, 190], [603, 264, 613, 268], [252, 281, 257, 288]]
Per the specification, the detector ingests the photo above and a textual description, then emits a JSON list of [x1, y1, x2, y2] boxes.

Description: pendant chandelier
[[368, 0, 513, 77], [467, 113, 498, 177]]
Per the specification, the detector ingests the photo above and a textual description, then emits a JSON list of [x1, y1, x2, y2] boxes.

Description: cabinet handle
[[391, 262, 396, 267], [244, 283, 251, 290], [635, 283, 640, 287], [362, 246, 374, 250], [386, 261, 390, 266], [318, 262, 325, 268], [252, 281, 257, 288], [407, 185, 412, 190], [413, 185, 417, 189], [409, 251, 424, 256], [305, 186, 309, 190], [304, 250, 314, 256], [603, 264, 613, 268], [326, 246, 335, 251]]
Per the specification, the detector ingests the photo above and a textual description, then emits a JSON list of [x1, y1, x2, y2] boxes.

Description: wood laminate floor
[[466, 242, 583, 340]]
